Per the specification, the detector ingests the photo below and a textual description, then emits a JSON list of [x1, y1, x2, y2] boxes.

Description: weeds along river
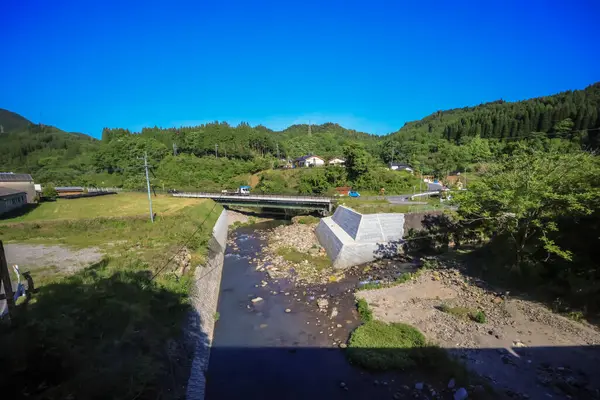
[[204, 220, 424, 400]]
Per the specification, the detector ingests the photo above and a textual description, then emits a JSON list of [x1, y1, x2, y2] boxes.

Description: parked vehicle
[[235, 185, 251, 196], [348, 190, 360, 198]]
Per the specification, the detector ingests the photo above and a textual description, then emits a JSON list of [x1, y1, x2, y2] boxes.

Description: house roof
[[329, 157, 345, 162], [56, 186, 84, 192], [389, 162, 413, 168], [0, 187, 27, 197], [0, 172, 33, 182], [295, 155, 323, 162]]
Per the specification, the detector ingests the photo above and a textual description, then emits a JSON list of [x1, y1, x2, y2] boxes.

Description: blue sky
[[1, 0, 599, 137]]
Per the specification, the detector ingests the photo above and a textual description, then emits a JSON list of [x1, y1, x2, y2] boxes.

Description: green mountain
[[0, 108, 99, 183], [1, 81, 599, 187], [390, 82, 600, 144], [0, 108, 32, 133]]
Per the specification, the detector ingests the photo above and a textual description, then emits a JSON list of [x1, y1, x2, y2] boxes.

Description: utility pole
[[142, 152, 154, 223], [215, 144, 219, 159], [391, 148, 395, 164], [173, 142, 178, 156], [308, 120, 312, 136], [276, 143, 280, 159]]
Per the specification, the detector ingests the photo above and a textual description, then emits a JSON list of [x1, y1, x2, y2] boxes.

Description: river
[[205, 221, 425, 399]]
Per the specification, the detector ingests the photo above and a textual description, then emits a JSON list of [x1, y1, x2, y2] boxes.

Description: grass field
[[0, 195, 223, 399], [0, 193, 204, 223], [336, 197, 447, 214]]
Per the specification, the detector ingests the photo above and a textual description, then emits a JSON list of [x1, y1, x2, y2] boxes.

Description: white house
[[294, 155, 325, 168], [389, 162, 414, 173], [328, 157, 345, 166]]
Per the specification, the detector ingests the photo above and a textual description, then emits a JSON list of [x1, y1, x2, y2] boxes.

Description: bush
[[295, 215, 320, 225], [357, 298, 373, 322], [346, 321, 427, 370], [41, 185, 58, 200], [470, 310, 487, 323]]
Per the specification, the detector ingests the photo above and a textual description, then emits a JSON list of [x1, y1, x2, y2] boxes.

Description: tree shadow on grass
[[0, 258, 203, 400], [0, 203, 39, 221]]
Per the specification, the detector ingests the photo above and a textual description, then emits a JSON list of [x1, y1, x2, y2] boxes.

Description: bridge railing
[[172, 192, 332, 202]]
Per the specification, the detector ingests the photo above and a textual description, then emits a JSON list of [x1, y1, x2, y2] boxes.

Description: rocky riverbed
[[210, 223, 477, 400], [219, 217, 600, 399]]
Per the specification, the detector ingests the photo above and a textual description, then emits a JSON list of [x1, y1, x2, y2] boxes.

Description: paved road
[[386, 195, 428, 205]]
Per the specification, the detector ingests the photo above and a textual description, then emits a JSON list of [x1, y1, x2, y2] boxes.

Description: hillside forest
[[1, 82, 599, 195]]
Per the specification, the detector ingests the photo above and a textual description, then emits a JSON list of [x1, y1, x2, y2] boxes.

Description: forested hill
[[0, 108, 99, 183], [1, 81, 599, 187], [391, 82, 600, 145], [0, 108, 32, 133]]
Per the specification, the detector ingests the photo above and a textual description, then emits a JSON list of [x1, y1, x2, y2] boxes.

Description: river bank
[[205, 220, 465, 400]]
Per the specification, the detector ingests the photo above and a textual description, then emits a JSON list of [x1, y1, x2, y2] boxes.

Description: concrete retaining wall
[[186, 209, 229, 400], [316, 206, 405, 269]]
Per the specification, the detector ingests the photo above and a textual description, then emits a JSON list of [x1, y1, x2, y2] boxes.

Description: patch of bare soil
[[358, 266, 600, 399], [3, 243, 103, 275]]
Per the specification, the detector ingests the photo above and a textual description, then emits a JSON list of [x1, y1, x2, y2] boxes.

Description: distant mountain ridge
[[0, 108, 33, 133]]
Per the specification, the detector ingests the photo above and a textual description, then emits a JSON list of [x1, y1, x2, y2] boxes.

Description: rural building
[[328, 157, 345, 166], [0, 187, 28, 215], [294, 155, 325, 168], [389, 162, 414, 173], [0, 173, 36, 203], [56, 186, 85, 197]]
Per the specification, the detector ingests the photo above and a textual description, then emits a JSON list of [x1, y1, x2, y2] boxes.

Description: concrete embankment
[[186, 209, 229, 400]]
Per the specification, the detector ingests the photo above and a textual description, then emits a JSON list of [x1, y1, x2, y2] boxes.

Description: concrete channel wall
[[186, 209, 229, 400], [316, 206, 406, 269]]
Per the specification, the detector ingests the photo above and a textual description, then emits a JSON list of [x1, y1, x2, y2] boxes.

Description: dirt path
[[358, 267, 600, 399], [3, 243, 103, 275]]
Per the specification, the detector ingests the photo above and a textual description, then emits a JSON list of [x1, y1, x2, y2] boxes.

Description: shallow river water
[[205, 222, 431, 400]]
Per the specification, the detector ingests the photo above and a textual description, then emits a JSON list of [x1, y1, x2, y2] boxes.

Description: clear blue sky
[[2, 0, 599, 137]]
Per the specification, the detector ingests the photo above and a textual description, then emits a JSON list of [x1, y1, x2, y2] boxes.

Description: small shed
[[0, 173, 36, 203], [56, 186, 85, 197], [0, 187, 28, 215]]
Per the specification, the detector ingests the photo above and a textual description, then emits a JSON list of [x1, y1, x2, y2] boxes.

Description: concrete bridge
[[172, 192, 333, 213]]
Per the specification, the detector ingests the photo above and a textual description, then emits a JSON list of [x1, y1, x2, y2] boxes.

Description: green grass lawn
[[335, 197, 447, 214], [0, 198, 223, 399], [0, 192, 205, 223]]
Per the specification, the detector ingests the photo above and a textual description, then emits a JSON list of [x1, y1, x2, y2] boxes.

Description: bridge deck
[[172, 192, 332, 209]]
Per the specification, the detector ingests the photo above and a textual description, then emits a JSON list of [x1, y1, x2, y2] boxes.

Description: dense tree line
[[1, 82, 599, 189], [412, 147, 600, 315]]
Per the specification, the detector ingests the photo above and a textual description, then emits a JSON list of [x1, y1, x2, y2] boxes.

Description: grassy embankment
[[0, 193, 222, 399], [336, 197, 448, 214]]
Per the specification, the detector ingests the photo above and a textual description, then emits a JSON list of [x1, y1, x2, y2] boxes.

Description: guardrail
[[172, 192, 332, 203]]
